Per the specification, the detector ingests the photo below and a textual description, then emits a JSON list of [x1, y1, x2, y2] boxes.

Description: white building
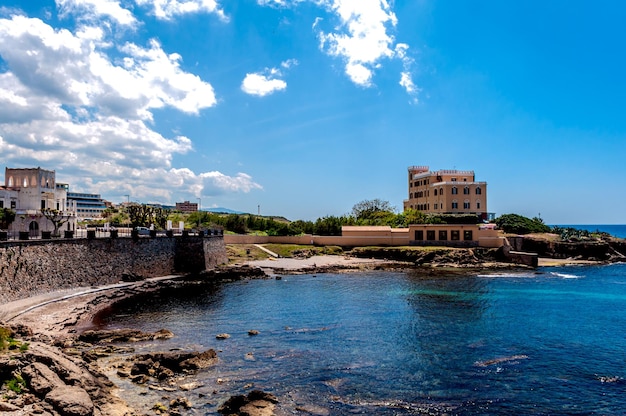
[[1, 167, 76, 236]]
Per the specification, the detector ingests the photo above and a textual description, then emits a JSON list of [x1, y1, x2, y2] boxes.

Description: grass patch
[[0, 327, 29, 353], [263, 244, 344, 258], [4, 375, 25, 394], [226, 244, 271, 263]]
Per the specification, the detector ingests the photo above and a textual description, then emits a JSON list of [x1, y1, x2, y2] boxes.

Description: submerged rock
[[218, 390, 278, 416]]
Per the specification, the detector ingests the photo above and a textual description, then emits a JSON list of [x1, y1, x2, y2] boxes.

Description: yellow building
[[403, 165, 490, 220]]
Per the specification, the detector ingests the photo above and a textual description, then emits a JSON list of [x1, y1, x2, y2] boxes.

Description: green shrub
[[495, 214, 551, 235], [4, 375, 25, 394]]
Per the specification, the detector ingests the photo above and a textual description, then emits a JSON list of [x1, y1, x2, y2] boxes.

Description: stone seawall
[[0, 236, 227, 304]]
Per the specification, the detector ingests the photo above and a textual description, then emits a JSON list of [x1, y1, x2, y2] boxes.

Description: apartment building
[[403, 165, 491, 220], [67, 192, 108, 220], [175, 200, 198, 213]]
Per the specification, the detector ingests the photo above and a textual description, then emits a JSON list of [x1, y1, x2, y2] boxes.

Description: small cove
[[95, 264, 626, 415]]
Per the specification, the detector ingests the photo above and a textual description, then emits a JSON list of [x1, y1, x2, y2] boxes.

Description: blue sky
[[0, 1, 624, 224]]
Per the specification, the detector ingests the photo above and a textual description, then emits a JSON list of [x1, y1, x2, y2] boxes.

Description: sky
[[0, 1, 625, 224]]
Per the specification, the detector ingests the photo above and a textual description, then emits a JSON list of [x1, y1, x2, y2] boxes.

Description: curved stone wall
[[0, 236, 227, 304]]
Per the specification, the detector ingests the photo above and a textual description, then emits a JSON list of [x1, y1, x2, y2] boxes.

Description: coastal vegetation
[[0, 207, 16, 230], [89, 201, 620, 244], [494, 213, 550, 234]]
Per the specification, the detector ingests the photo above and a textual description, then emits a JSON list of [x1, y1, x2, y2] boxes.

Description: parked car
[[135, 227, 150, 235]]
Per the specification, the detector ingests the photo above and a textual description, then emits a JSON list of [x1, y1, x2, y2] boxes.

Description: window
[[451, 187, 457, 195], [41, 200, 46, 209], [476, 201, 481, 209], [451, 230, 460, 240], [463, 187, 470, 195], [452, 201, 458, 209], [0, 201, 3, 208], [464, 230, 473, 241], [415, 230, 424, 240], [476, 187, 482, 195], [11, 201, 16, 209], [452, 178, 457, 182], [434, 189, 437, 196], [434, 203, 438, 209], [464, 201, 470, 209], [439, 230, 448, 241], [427, 230, 436, 241]]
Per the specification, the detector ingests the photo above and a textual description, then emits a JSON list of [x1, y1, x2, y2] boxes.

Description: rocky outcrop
[[348, 246, 493, 267], [78, 328, 174, 344], [0, 333, 135, 416], [516, 235, 626, 262]]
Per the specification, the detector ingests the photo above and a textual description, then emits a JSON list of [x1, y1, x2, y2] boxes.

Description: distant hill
[[204, 207, 248, 215]]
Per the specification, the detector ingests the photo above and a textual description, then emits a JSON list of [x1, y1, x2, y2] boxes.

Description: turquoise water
[[98, 264, 626, 415]]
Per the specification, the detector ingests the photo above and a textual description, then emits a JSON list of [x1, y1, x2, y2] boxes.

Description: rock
[[248, 330, 260, 336], [125, 350, 218, 383], [78, 328, 174, 343], [180, 349, 218, 370], [170, 397, 192, 409], [179, 381, 202, 391], [45, 385, 94, 416], [22, 362, 94, 416], [22, 362, 61, 395], [218, 390, 278, 416], [0, 401, 21, 412], [216, 333, 231, 340]]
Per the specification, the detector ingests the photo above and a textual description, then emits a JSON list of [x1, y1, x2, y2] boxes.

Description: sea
[[96, 262, 626, 415]]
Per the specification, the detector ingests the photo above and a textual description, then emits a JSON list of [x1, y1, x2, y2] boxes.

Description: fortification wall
[[0, 236, 227, 304]]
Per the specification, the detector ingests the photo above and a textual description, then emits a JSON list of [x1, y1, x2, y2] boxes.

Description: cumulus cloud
[[56, 0, 138, 26], [241, 60, 296, 97], [285, 0, 418, 98], [135, 0, 228, 21], [315, 0, 397, 87], [241, 73, 287, 97], [0, 9, 261, 203]]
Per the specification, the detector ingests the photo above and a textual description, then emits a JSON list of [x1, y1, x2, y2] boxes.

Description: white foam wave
[[549, 272, 582, 279]]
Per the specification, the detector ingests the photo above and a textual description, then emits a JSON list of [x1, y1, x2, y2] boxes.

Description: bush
[[495, 214, 551, 235]]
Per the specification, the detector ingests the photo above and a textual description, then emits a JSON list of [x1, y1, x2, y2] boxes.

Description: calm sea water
[[98, 264, 626, 415]]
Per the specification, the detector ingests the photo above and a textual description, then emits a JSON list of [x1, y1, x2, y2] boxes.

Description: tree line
[[1, 200, 610, 240]]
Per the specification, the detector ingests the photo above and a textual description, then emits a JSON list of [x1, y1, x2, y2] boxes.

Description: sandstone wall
[[0, 236, 227, 304]]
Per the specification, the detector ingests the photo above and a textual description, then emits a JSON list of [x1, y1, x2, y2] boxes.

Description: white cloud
[[256, 0, 305, 7], [316, 0, 397, 87], [0, 11, 261, 203], [56, 0, 137, 26], [241, 73, 287, 97], [135, 0, 228, 21], [241, 61, 296, 97], [0, 16, 217, 120], [395, 43, 419, 100]]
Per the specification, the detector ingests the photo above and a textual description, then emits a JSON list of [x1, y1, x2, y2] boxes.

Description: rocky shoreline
[[0, 250, 606, 415]]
